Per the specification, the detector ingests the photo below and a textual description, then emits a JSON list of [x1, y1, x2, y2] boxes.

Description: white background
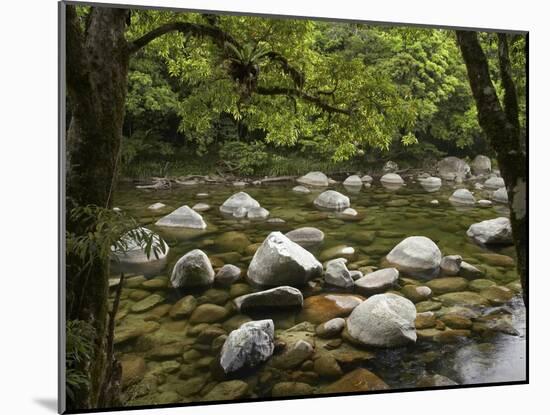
[[0, 0, 546, 413]]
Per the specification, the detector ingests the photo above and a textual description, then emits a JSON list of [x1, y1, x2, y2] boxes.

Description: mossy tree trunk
[[65, 5, 130, 409], [456, 31, 527, 305]]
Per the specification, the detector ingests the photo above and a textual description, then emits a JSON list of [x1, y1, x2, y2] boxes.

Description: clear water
[[110, 178, 526, 406]]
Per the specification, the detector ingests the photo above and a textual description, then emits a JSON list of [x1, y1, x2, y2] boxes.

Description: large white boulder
[[347, 293, 417, 347], [343, 175, 363, 188], [386, 236, 442, 279], [471, 155, 492, 175], [437, 157, 471, 182], [110, 227, 169, 275], [466, 217, 513, 245], [247, 232, 323, 286], [220, 320, 275, 373], [155, 205, 206, 229], [219, 192, 260, 216], [170, 249, 215, 288], [324, 258, 354, 288], [313, 190, 350, 211], [380, 173, 404, 185], [449, 189, 475, 206], [297, 171, 329, 187]]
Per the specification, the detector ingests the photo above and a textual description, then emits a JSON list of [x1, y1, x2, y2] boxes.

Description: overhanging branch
[[256, 86, 351, 115]]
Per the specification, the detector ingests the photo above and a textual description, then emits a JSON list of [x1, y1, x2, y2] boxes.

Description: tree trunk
[[65, 5, 130, 409], [456, 30, 527, 306]]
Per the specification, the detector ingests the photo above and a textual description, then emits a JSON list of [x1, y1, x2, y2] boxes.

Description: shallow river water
[[110, 177, 526, 406]]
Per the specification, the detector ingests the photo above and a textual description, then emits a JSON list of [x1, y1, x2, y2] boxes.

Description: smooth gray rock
[[343, 175, 363, 187], [484, 176, 505, 190], [349, 270, 364, 280], [316, 317, 346, 338], [313, 190, 350, 210], [170, 249, 214, 288], [324, 258, 354, 288], [215, 264, 242, 286], [380, 173, 404, 185], [347, 293, 417, 347], [247, 232, 323, 286], [437, 157, 471, 182], [492, 187, 508, 204], [247, 206, 270, 221], [449, 189, 475, 205], [471, 155, 492, 175], [292, 185, 311, 194], [233, 286, 303, 311], [386, 236, 441, 279], [440, 255, 463, 276], [285, 227, 325, 248], [148, 202, 166, 211], [466, 217, 513, 245], [219, 192, 260, 215], [458, 261, 485, 279], [220, 320, 275, 373], [419, 176, 442, 192], [297, 171, 329, 187], [192, 203, 210, 212], [354, 268, 399, 294], [110, 227, 169, 276], [478, 199, 493, 207], [341, 208, 358, 217], [155, 205, 207, 229], [361, 175, 373, 184]]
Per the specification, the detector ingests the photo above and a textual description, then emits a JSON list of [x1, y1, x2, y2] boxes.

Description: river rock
[[192, 203, 210, 212], [234, 286, 303, 311], [383, 161, 399, 173], [247, 206, 270, 221], [219, 192, 260, 216], [347, 293, 417, 347], [189, 304, 229, 323], [484, 176, 505, 190], [426, 277, 469, 294], [292, 185, 311, 194], [361, 175, 373, 184], [466, 217, 513, 245], [439, 291, 490, 307], [215, 264, 242, 286], [437, 156, 471, 181], [417, 374, 459, 387], [297, 171, 329, 187], [300, 294, 364, 324], [458, 261, 485, 279], [203, 380, 249, 401], [343, 175, 363, 187], [285, 227, 325, 248], [271, 382, 314, 397], [341, 207, 358, 217], [386, 236, 442, 279], [354, 268, 399, 294], [220, 320, 274, 373], [479, 285, 514, 305], [478, 199, 493, 207], [271, 339, 314, 369], [247, 232, 323, 286], [320, 245, 355, 261], [401, 285, 432, 303], [131, 294, 164, 313], [110, 227, 169, 276], [155, 205, 206, 229], [169, 295, 197, 319], [313, 190, 350, 210], [449, 189, 475, 205], [493, 187, 508, 204], [471, 155, 492, 175], [171, 249, 215, 288], [316, 317, 345, 338], [440, 255, 462, 275], [324, 258, 354, 288], [214, 231, 251, 253], [419, 176, 442, 192], [148, 202, 166, 211], [321, 368, 389, 393], [380, 173, 404, 185]]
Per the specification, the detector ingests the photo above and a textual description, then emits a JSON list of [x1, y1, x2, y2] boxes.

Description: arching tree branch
[[128, 21, 242, 54], [256, 86, 351, 115]]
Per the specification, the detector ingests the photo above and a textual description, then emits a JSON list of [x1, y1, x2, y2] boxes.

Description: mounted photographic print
[[59, 0, 528, 413]]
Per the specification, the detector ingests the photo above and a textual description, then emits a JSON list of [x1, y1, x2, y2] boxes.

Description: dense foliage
[[118, 11, 525, 176]]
